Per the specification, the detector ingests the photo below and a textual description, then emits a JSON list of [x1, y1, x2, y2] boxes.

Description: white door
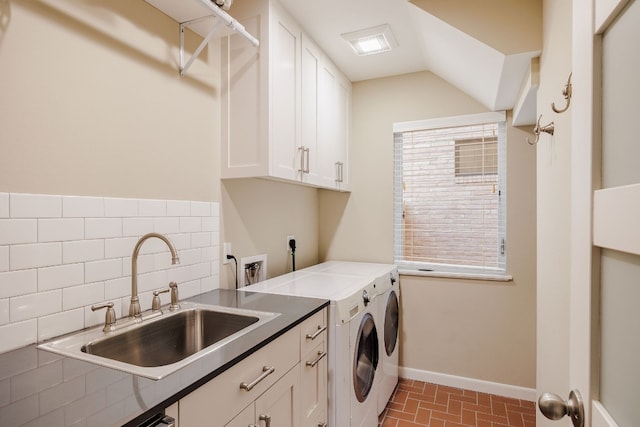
[[539, 0, 640, 426]]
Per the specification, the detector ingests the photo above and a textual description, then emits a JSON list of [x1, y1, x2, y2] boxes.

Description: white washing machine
[[304, 261, 400, 414], [238, 266, 382, 427], [376, 268, 400, 414]]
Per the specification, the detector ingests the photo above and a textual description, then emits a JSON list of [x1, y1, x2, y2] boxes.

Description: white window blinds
[[393, 113, 507, 274]]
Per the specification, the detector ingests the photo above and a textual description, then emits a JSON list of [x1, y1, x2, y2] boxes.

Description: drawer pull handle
[[240, 366, 275, 391], [306, 325, 327, 340], [259, 413, 271, 427], [306, 351, 327, 368]]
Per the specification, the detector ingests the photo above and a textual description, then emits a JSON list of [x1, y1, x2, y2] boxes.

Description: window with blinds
[[393, 113, 506, 275]]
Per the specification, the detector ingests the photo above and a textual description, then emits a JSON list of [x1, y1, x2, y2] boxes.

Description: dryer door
[[384, 290, 399, 356], [353, 312, 379, 402]]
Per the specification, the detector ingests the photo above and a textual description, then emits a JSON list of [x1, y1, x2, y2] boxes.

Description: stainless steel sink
[[38, 303, 280, 379]]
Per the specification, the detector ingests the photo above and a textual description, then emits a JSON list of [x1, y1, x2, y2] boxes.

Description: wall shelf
[[145, 0, 260, 76]]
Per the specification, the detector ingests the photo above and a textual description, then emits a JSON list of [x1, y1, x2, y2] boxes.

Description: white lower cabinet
[[177, 308, 327, 427], [226, 367, 300, 427]]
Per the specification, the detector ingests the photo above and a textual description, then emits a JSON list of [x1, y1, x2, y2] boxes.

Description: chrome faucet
[[130, 233, 180, 319]]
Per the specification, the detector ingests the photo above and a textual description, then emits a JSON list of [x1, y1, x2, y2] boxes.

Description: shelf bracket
[[179, 18, 223, 77], [178, 1, 260, 77]]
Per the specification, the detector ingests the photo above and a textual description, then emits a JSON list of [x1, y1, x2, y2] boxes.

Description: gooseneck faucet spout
[[130, 233, 180, 319]]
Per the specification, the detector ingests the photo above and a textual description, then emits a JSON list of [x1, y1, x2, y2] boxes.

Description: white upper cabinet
[[221, 0, 351, 191]]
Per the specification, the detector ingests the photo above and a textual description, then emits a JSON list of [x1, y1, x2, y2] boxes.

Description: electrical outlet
[[223, 242, 232, 264], [286, 235, 295, 252]]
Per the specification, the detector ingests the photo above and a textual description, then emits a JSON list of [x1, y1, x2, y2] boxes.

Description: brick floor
[[378, 378, 536, 427]]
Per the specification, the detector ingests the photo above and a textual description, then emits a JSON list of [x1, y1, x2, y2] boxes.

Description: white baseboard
[[399, 367, 537, 402]]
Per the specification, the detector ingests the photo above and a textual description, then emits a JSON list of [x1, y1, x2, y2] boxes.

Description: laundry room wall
[[319, 70, 537, 389]]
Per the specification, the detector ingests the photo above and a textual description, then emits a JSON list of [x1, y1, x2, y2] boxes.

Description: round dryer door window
[[384, 290, 399, 356], [353, 312, 379, 402]]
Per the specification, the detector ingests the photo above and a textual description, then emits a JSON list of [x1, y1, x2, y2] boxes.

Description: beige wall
[[220, 179, 319, 287], [0, 0, 218, 202], [536, 0, 573, 423], [320, 71, 537, 388]]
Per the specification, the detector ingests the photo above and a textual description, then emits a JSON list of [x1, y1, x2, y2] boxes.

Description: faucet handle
[[169, 282, 180, 311], [152, 288, 170, 312], [92, 302, 116, 332]]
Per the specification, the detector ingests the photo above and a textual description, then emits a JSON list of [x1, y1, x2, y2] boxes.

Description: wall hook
[[551, 72, 572, 113], [526, 115, 555, 145]]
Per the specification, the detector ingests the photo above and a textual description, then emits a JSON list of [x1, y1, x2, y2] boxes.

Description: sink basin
[[82, 308, 260, 367], [38, 303, 280, 379]]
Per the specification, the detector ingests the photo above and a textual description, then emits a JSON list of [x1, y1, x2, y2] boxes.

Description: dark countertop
[[0, 289, 329, 427]]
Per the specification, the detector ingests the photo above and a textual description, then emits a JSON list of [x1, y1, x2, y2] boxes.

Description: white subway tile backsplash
[[138, 199, 166, 217], [202, 216, 216, 232], [153, 217, 180, 234], [10, 290, 62, 322], [38, 264, 84, 292], [190, 201, 210, 217], [0, 193, 9, 218], [38, 219, 84, 243], [104, 198, 138, 218], [0, 269, 37, 298], [37, 309, 84, 342], [137, 270, 167, 294], [166, 200, 190, 217], [191, 262, 211, 280], [0, 219, 37, 245], [62, 282, 104, 311], [10, 194, 61, 218], [104, 237, 137, 259], [0, 246, 8, 272], [0, 320, 37, 354], [201, 246, 219, 262], [166, 233, 190, 250], [191, 232, 211, 249], [62, 196, 104, 218], [122, 217, 154, 237], [104, 277, 130, 301], [85, 259, 122, 283], [62, 240, 104, 264], [179, 217, 201, 233], [10, 243, 61, 270], [0, 299, 8, 325], [166, 266, 191, 284], [0, 193, 219, 354], [85, 218, 122, 239]]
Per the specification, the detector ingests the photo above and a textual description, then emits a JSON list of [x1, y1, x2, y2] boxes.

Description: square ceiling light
[[341, 24, 398, 56]]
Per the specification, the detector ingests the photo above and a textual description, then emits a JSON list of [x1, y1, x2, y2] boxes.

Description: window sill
[[398, 268, 513, 282]]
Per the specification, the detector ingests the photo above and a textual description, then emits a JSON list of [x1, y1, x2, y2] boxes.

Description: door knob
[[538, 389, 584, 427]]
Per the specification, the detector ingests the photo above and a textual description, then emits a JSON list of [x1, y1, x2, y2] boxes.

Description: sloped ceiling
[[277, 0, 541, 118]]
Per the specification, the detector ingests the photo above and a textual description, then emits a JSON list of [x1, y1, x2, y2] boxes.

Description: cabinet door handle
[[306, 351, 327, 368], [239, 366, 275, 391], [306, 325, 327, 340], [259, 413, 271, 427], [298, 146, 305, 174], [335, 161, 343, 183], [304, 147, 310, 174]]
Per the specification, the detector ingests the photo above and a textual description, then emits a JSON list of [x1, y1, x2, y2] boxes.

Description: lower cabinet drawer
[[179, 326, 299, 427]]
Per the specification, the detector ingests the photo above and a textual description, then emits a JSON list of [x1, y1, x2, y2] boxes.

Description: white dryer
[[376, 268, 400, 414], [238, 266, 382, 427]]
